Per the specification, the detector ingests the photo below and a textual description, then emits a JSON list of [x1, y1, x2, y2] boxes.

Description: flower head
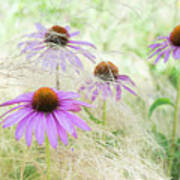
[[79, 61, 136, 101], [148, 24, 180, 64], [0, 87, 91, 148], [18, 23, 96, 72]]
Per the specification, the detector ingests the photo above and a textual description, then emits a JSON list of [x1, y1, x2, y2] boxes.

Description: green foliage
[[9, 164, 40, 180], [169, 67, 179, 89], [148, 98, 174, 118], [152, 127, 180, 180]]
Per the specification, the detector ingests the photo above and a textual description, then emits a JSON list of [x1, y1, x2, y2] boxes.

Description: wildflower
[[79, 61, 136, 101], [18, 23, 96, 72], [0, 87, 91, 148], [148, 25, 180, 64]]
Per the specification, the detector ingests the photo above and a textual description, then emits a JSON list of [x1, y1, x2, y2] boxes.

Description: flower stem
[[83, 107, 102, 124], [168, 74, 180, 177], [56, 65, 60, 90], [102, 101, 106, 125], [46, 135, 50, 180]]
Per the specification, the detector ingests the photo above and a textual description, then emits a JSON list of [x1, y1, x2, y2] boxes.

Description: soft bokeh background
[[0, 0, 180, 179]]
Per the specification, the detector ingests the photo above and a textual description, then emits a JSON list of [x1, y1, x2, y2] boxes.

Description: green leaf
[[148, 98, 174, 118]]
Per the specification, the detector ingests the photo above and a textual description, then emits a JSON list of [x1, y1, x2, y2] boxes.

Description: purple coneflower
[[0, 87, 91, 148], [79, 61, 136, 101], [18, 23, 96, 72], [148, 25, 180, 64]]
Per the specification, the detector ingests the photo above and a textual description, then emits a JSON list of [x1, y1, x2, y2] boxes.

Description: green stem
[[46, 135, 50, 180], [102, 101, 106, 125], [83, 107, 102, 124], [168, 74, 180, 177]]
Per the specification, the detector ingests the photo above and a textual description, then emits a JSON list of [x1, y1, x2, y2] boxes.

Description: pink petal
[[46, 113, 58, 149], [64, 111, 91, 131], [173, 47, 180, 59], [15, 112, 36, 141], [115, 84, 122, 101], [53, 111, 76, 136], [34, 113, 46, 145], [57, 123, 68, 145], [25, 112, 37, 147], [0, 93, 33, 107], [3, 108, 34, 128]]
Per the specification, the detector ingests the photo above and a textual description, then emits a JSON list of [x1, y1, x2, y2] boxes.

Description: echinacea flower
[[0, 87, 91, 148], [18, 23, 96, 72], [148, 24, 180, 64], [79, 61, 136, 101]]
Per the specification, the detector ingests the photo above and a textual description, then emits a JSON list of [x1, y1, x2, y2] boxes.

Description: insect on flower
[[148, 24, 180, 64], [0, 87, 91, 148], [18, 23, 96, 72], [79, 61, 136, 101]]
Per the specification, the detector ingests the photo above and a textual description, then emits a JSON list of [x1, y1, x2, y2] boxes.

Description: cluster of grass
[[0, 0, 180, 179]]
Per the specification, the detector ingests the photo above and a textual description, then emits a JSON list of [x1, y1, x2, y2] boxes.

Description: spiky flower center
[[44, 25, 70, 46], [170, 25, 180, 47], [32, 87, 59, 112], [94, 61, 119, 81]]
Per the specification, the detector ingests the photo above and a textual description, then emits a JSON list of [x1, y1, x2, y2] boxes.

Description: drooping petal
[[46, 113, 58, 149], [0, 93, 33, 107], [156, 36, 168, 40], [0, 105, 26, 120], [64, 111, 91, 131], [53, 110, 75, 135], [65, 25, 70, 32], [67, 45, 96, 63], [35, 23, 47, 32], [59, 50, 67, 72], [20, 41, 43, 54], [164, 49, 171, 63], [148, 43, 162, 49], [23, 32, 45, 39], [107, 83, 113, 97], [15, 112, 36, 141], [148, 44, 168, 59], [26, 52, 38, 60], [99, 83, 108, 100], [15, 117, 28, 141], [56, 122, 68, 145], [69, 31, 80, 37], [173, 47, 180, 59], [3, 108, 34, 128], [65, 50, 83, 69], [34, 113, 46, 145], [25, 112, 37, 146], [91, 88, 99, 101], [122, 85, 137, 96], [153, 50, 167, 64], [115, 84, 122, 101], [117, 75, 135, 86]]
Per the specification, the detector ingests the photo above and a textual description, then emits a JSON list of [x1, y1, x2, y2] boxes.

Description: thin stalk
[[46, 135, 50, 180], [102, 101, 106, 125], [56, 65, 60, 90], [167, 74, 180, 177], [20, 147, 28, 180], [83, 107, 102, 124]]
